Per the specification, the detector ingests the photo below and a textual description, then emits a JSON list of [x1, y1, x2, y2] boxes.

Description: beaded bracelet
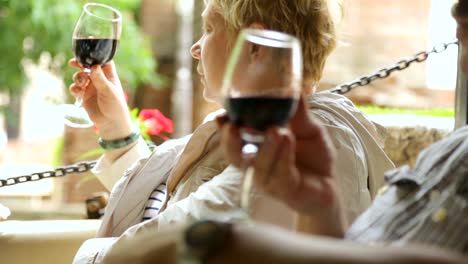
[[98, 130, 141, 150]]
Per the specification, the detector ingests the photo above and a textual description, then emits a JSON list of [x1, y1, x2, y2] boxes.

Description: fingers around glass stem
[[62, 104, 94, 128], [83, 67, 91, 74], [74, 68, 91, 108], [63, 68, 93, 128], [74, 90, 85, 108]]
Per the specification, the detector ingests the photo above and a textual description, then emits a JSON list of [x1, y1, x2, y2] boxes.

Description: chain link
[[0, 41, 459, 188], [329, 40, 459, 95], [0, 143, 157, 188], [0, 161, 97, 188]]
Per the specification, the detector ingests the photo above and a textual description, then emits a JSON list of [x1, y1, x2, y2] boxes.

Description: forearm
[[102, 140, 139, 164], [294, 178, 348, 237], [208, 223, 466, 264]]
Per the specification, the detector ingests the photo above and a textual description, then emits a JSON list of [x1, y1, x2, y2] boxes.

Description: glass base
[[59, 104, 94, 128]]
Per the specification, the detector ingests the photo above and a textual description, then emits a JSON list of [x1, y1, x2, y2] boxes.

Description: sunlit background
[[0, 0, 460, 220]]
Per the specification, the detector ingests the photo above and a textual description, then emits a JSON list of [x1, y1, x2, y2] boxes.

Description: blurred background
[[0, 0, 459, 220]]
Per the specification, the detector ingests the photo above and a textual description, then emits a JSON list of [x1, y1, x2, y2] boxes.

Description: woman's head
[[212, 0, 338, 91], [191, 0, 338, 103]]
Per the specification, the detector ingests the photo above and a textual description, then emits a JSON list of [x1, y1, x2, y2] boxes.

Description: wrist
[[97, 116, 134, 141], [99, 129, 134, 141], [98, 128, 140, 150]]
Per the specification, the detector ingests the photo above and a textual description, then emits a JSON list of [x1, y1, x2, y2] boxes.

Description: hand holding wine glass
[[222, 29, 303, 213], [63, 3, 122, 128]]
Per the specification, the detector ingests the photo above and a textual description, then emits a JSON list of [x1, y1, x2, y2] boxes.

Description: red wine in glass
[[226, 96, 297, 132], [72, 38, 118, 68]]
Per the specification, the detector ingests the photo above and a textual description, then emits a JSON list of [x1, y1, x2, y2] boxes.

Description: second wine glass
[[222, 29, 303, 214], [63, 2, 122, 128]]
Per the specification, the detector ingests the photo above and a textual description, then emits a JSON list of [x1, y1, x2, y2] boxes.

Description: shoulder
[[308, 91, 387, 145], [307, 92, 363, 145], [147, 135, 192, 162], [308, 91, 356, 111], [202, 109, 226, 123], [157, 134, 192, 154], [140, 135, 192, 175], [307, 91, 365, 130]]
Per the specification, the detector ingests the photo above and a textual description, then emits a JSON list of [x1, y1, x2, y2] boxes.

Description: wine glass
[[62, 3, 122, 128], [222, 29, 303, 214]]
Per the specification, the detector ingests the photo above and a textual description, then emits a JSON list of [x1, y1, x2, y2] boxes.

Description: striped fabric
[[346, 126, 468, 255], [141, 182, 167, 221]]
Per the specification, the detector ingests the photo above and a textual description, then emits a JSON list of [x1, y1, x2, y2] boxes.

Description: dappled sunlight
[[426, 0, 458, 89], [0, 164, 54, 197], [21, 58, 65, 142]]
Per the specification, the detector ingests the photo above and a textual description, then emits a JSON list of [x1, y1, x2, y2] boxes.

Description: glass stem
[[240, 165, 255, 211], [75, 67, 91, 108], [74, 93, 84, 108], [240, 142, 259, 211]]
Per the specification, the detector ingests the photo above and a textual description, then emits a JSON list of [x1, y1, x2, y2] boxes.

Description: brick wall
[[322, 0, 432, 89]]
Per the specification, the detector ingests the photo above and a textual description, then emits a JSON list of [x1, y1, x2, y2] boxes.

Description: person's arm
[[68, 59, 137, 164], [73, 166, 243, 263], [207, 223, 466, 264], [69, 59, 154, 190], [89, 221, 466, 264]]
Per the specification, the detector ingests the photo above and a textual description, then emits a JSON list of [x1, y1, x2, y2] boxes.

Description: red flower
[[138, 109, 174, 136]]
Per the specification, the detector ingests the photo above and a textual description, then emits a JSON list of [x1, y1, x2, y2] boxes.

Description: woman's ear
[[247, 23, 267, 61], [248, 23, 266, 30]]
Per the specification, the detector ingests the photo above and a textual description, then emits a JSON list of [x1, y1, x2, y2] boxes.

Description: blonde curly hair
[[208, 0, 338, 92]]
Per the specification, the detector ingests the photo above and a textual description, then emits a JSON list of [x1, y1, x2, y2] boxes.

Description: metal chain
[[0, 161, 97, 188], [0, 143, 157, 188], [329, 40, 459, 95], [0, 40, 459, 188]]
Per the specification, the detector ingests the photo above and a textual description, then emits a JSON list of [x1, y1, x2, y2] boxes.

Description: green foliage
[[357, 105, 455, 117], [0, 0, 161, 97], [78, 147, 103, 160], [51, 136, 65, 167]]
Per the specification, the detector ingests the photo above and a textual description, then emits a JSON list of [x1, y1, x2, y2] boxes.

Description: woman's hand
[[219, 97, 343, 221], [69, 59, 134, 140]]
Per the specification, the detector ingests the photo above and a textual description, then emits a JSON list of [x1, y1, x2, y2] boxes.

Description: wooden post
[[136, 0, 178, 141], [455, 44, 468, 129], [172, 0, 195, 137]]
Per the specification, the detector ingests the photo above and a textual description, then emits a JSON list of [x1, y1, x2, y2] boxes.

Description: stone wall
[[383, 126, 449, 168]]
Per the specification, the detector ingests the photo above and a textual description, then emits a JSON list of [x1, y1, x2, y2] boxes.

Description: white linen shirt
[[308, 93, 395, 220]]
